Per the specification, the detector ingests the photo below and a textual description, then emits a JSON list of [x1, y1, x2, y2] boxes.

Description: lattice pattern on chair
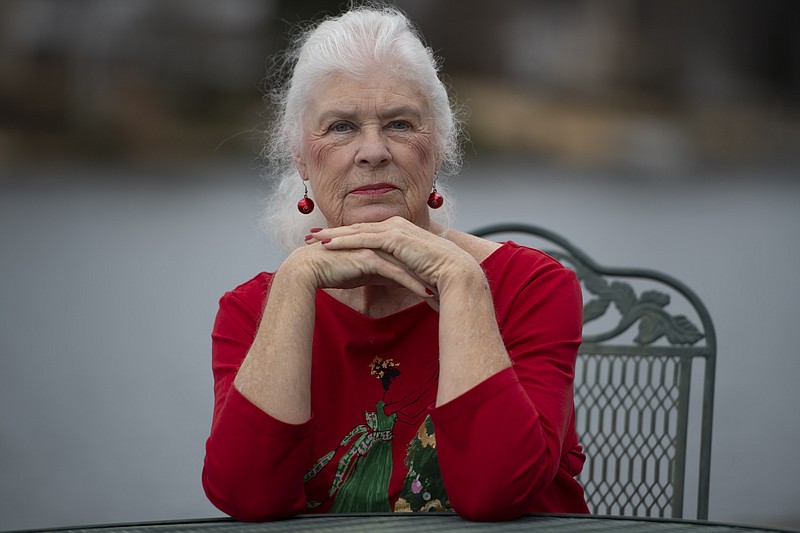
[[575, 352, 682, 516], [471, 223, 716, 519]]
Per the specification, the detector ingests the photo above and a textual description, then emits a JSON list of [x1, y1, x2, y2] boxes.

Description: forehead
[[305, 72, 432, 119]]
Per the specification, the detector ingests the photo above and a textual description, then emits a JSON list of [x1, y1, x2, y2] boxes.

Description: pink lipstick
[[351, 183, 397, 195]]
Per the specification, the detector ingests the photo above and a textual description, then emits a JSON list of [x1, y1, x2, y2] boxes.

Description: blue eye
[[389, 120, 410, 130], [330, 122, 353, 133]]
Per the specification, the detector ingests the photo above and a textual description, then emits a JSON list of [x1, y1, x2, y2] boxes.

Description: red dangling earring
[[297, 182, 314, 214], [427, 182, 444, 209]]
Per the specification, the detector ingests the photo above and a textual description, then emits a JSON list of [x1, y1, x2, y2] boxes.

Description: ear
[[293, 151, 308, 181], [433, 153, 443, 179], [432, 161, 442, 186]]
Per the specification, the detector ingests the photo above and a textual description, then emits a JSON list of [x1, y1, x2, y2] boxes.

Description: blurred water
[[1, 160, 799, 530]]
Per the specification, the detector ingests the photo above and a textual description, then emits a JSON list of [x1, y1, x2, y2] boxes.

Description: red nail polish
[[310, 227, 323, 233], [425, 288, 434, 296], [321, 238, 332, 245], [304, 234, 313, 241]]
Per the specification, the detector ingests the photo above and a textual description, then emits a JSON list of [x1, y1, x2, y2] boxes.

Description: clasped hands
[[293, 216, 480, 310]]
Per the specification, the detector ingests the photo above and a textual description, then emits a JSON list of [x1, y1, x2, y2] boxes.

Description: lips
[[350, 183, 398, 195]]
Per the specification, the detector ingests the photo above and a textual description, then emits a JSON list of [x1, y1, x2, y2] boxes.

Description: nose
[[355, 128, 391, 168]]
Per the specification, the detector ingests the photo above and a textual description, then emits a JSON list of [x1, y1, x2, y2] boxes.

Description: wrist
[[436, 258, 489, 296], [273, 250, 320, 300]]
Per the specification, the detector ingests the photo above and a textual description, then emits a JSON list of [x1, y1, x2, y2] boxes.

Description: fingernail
[[425, 288, 434, 296], [310, 227, 323, 233], [321, 238, 332, 245], [304, 234, 313, 241]]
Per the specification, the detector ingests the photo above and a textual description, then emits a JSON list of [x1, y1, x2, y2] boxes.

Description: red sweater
[[203, 242, 589, 521]]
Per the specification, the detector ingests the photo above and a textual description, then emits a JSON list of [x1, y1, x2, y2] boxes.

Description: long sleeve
[[202, 244, 588, 521], [202, 274, 312, 521], [430, 246, 588, 520]]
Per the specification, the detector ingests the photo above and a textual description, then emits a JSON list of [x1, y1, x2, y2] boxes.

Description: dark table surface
[[23, 514, 799, 533]]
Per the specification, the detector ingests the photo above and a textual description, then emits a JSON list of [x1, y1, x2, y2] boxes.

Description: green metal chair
[[471, 223, 716, 519]]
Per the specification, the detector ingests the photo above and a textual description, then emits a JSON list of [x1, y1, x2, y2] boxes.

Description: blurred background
[[1, 0, 799, 530], [2, 0, 799, 169]]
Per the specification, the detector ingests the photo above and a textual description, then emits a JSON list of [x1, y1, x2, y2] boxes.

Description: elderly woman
[[202, 6, 588, 522]]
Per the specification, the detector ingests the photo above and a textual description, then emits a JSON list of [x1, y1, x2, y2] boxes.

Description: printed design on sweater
[[394, 415, 451, 512], [303, 356, 450, 513], [304, 357, 399, 511]]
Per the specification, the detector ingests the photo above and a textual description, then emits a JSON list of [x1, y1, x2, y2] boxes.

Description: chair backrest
[[471, 223, 716, 519]]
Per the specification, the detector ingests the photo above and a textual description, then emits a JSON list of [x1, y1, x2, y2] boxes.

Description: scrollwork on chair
[[547, 250, 704, 347], [470, 222, 716, 519]]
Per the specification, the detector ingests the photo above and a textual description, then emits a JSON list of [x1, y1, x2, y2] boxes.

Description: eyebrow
[[314, 105, 425, 125], [378, 105, 424, 121], [315, 109, 357, 125]]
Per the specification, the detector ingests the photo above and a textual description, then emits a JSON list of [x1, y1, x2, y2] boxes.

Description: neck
[[326, 283, 422, 318]]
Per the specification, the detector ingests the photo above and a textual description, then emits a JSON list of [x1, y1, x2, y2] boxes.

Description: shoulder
[[218, 272, 275, 317], [481, 241, 582, 333], [481, 240, 580, 306], [447, 227, 575, 289], [483, 240, 569, 277], [446, 228, 571, 282], [211, 272, 275, 342], [444, 229, 502, 264]]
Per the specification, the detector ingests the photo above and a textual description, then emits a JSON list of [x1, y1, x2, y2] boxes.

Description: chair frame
[[471, 223, 716, 519]]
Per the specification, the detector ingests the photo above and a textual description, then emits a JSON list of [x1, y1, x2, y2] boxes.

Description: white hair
[[259, 4, 464, 251]]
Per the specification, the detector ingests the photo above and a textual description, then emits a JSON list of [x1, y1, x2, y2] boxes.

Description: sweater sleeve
[[202, 275, 312, 521], [430, 253, 586, 521]]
